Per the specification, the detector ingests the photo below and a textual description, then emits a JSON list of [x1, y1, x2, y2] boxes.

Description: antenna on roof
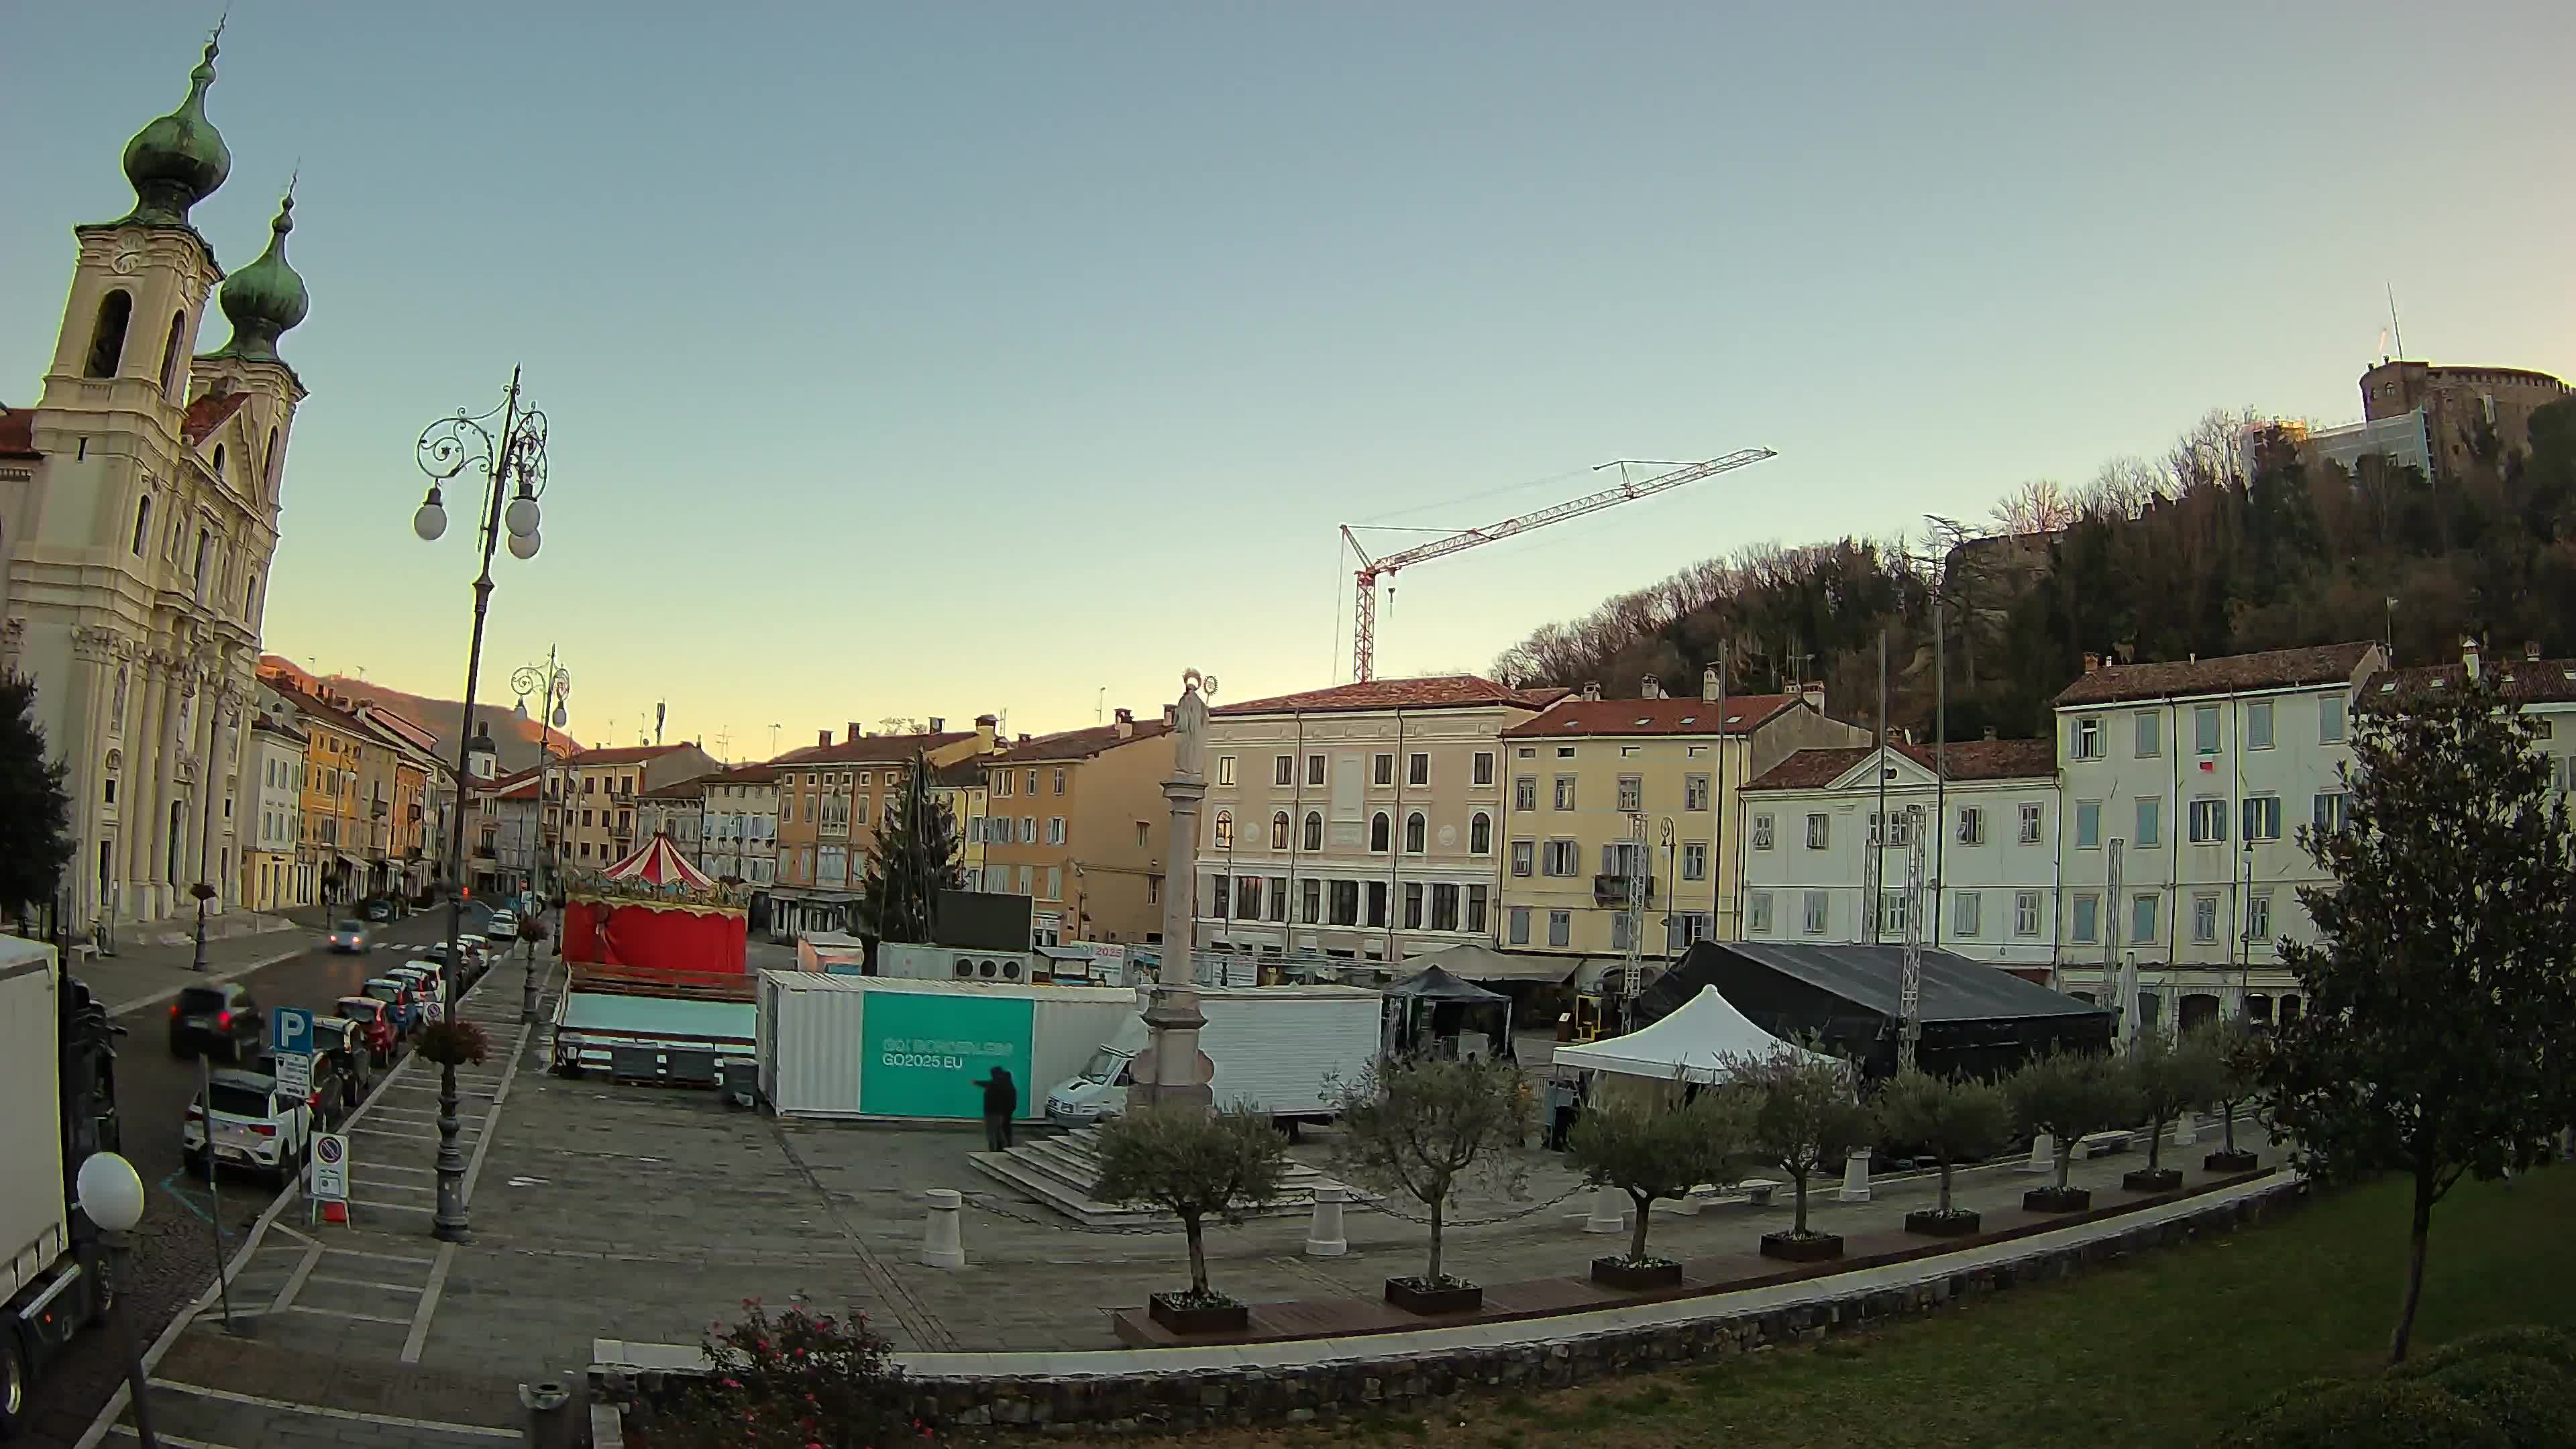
[[2386, 282, 2405, 361]]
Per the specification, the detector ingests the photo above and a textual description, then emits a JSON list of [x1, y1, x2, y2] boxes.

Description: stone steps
[[966, 1124, 1368, 1228]]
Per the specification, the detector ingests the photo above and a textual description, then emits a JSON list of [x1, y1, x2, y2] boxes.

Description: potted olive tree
[[1732, 1045, 1873, 1263], [2201, 1018, 2265, 1173], [1091, 1106, 1289, 1336], [1567, 1086, 1754, 1289], [1877, 1067, 2012, 1237], [2005, 1047, 2137, 1212], [1331, 1057, 1531, 1314], [2123, 1026, 2220, 1193]]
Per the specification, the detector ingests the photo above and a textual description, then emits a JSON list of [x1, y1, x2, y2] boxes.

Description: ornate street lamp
[[411, 369, 549, 1242], [511, 651, 570, 1024]]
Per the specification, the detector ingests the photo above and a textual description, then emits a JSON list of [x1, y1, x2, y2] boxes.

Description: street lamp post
[[511, 652, 570, 1026], [412, 370, 549, 1242], [76, 1151, 156, 1449]]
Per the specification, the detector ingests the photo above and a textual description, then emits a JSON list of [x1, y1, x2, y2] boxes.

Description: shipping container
[[757, 972, 1138, 1122], [1044, 984, 1383, 1127]]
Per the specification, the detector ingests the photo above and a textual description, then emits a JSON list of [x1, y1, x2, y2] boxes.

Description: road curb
[[107, 947, 308, 1019]]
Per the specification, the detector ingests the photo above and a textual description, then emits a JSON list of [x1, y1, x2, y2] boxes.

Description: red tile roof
[[989, 718, 1173, 763], [1501, 694, 1803, 739], [181, 390, 250, 446], [566, 743, 696, 767], [0, 407, 36, 460], [1743, 737, 2057, 792], [1213, 676, 1562, 717], [704, 762, 778, 784], [2375, 657, 2576, 706], [770, 731, 972, 767], [2052, 643, 2379, 707]]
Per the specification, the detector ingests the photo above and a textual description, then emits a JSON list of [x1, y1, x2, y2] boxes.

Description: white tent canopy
[[1551, 985, 1834, 1084]]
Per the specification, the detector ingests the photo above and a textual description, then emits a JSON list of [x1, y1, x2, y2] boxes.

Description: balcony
[[1593, 873, 1657, 907]]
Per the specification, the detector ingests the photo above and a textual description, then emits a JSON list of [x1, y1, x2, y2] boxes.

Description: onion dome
[[118, 36, 231, 227], [209, 193, 309, 365]]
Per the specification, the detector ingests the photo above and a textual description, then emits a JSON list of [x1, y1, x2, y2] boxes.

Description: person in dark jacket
[[979, 1068, 1017, 1150]]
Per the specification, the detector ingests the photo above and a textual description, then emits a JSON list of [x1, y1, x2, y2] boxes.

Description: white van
[[1044, 985, 1381, 1130]]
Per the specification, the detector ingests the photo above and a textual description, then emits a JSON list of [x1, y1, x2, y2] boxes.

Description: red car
[[335, 996, 398, 1067]]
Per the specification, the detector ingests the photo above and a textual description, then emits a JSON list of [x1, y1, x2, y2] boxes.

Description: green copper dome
[[209, 193, 309, 365], [118, 36, 231, 227]]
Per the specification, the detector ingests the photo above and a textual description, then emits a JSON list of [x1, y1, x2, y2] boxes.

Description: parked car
[[246, 1050, 351, 1130], [182, 1067, 315, 1184], [362, 977, 421, 1035], [388, 963, 445, 1012], [363, 898, 394, 923], [168, 983, 264, 1061], [335, 996, 398, 1067], [486, 911, 518, 941], [309, 1018, 374, 1103], [326, 919, 372, 953]]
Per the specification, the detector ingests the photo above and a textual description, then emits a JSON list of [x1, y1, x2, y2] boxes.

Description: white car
[[183, 1067, 315, 1184], [486, 912, 518, 941]]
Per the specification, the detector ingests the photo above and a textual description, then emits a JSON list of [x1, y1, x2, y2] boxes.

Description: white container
[[1, 937, 68, 1310], [1044, 983, 1382, 1128], [758, 971, 1136, 1122]]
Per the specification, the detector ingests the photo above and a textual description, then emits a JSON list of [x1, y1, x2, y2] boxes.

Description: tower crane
[[1339, 449, 1778, 682]]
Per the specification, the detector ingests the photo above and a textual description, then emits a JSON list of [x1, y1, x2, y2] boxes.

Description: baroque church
[[0, 31, 311, 932]]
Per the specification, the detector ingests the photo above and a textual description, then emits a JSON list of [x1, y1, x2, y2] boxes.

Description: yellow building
[[981, 709, 1174, 946], [258, 682, 367, 906], [1495, 674, 1868, 971], [555, 743, 722, 872], [931, 758, 990, 892], [769, 719, 992, 939]]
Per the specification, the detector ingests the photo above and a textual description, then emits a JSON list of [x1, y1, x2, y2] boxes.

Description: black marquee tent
[[1637, 941, 2110, 1081]]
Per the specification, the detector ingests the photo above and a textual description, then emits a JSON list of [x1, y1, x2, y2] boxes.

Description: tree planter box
[[1904, 1208, 1982, 1237], [1383, 1277, 1482, 1315], [1146, 1293, 1248, 1336], [2204, 1149, 2259, 1173], [1590, 1256, 1684, 1291], [2023, 1186, 2092, 1213], [1758, 1231, 1844, 1263], [2122, 1167, 2183, 1193]]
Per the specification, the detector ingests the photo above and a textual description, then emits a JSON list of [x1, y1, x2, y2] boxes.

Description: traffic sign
[[271, 1006, 314, 1057], [274, 1051, 312, 1097], [310, 1132, 350, 1201]]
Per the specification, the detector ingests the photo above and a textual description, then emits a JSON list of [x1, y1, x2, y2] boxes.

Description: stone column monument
[[1132, 669, 1216, 1115]]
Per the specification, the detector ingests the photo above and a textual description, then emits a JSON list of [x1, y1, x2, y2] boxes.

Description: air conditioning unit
[[878, 943, 1035, 984]]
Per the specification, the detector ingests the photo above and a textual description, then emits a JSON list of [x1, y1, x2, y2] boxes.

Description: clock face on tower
[[111, 239, 145, 276]]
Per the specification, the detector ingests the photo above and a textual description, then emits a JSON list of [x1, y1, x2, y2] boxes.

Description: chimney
[[2527, 641, 2543, 663], [1018, 733, 1031, 744], [818, 729, 833, 748], [848, 720, 865, 741], [975, 714, 998, 752], [1984, 726, 1998, 741], [1581, 680, 1602, 702], [928, 716, 946, 733], [1163, 704, 1178, 727], [1114, 707, 1134, 739], [2462, 636, 2481, 681], [1701, 667, 1721, 702], [2082, 653, 2100, 674]]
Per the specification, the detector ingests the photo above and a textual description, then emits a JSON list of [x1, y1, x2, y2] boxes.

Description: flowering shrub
[[414, 1018, 492, 1067], [651, 1299, 916, 1448]]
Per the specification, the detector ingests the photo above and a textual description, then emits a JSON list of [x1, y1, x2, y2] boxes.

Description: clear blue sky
[[7, 3, 2571, 755]]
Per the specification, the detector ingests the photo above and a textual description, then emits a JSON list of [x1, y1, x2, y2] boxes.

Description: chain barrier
[[955, 1181, 1589, 1235], [1346, 1182, 1585, 1228]]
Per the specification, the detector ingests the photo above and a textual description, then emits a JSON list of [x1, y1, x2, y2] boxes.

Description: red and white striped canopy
[[600, 831, 716, 891]]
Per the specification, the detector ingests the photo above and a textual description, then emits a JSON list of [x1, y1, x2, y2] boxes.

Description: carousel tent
[[562, 830, 747, 975], [1552, 985, 1829, 1084], [600, 832, 716, 890]]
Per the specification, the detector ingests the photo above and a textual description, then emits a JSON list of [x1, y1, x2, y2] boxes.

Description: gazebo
[[560, 832, 749, 976], [1382, 964, 1513, 1061]]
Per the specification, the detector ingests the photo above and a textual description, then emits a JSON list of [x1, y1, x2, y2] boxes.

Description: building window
[[1507, 905, 1531, 945], [1805, 813, 1829, 849], [86, 289, 133, 377], [2075, 801, 2100, 849], [2194, 704, 2220, 755], [2019, 802, 2043, 844], [1430, 883, 1458, 930], [995, 772, 1012, 798], [2072, 893, 2100, 943], [1510, 839, 1534, 876], [2246, 701, 2275, 750], [1403, 812, 1426, 853], [1329, 880, 1359, 925], [2242, 795, 2282, 842], [1556, 745, 1574, 759], [2131, 894, 2158, 945], [1617, 774, 1642, 812], [1465, 884, 1487, 934], [2321, 695, 2347, 744], [1472, 751, 1495, 786], [2135, 796, 2161, 848], [1274, 754, 1295, 786], [2246, 890, 2273, 944], [2193, 893, 2219, 944], [1372, 753, 1394, 787], [1513, 775, 1537, 810], [2135, 710, 2161, 757], [1748, 891, 1774, 934], [1954, 890, 1982, 937], [131, 494, 152, 555], [1869, 810, 1913, 847], [1877, 891, 1908, 935], [1609, 912, 1633, 951], [1306, 754, 1326, 787], [1369, 812, 1390, 853], [1303, 811, 1323, 851], [1553, 775, 1576, 810], [1542, 839, 1579, 876], [1684, 773, 1710, 811], [2014, 890, 2041, 937], [2188, 798, 2226, 843], [2072, 716, 2102, 761], [1547, 910, 1571, 947], [1214, 755, 1235, 786], [1021, 816, 1037, 843], [1271, 810, 1291, 849], [1407, 752, 1430, 788], [1268, 877, 1288, 922], [1468, 812, 1492, 854], [1742, 812, 1771, 851], [1367, 880, 1388, 928], [1946, 806, 1980, 845], [1301, 878, 1321, 923], [1802, 891, 1829, 936], [2312, 792, 2349, 833], [1680, 842, 1707, 881]]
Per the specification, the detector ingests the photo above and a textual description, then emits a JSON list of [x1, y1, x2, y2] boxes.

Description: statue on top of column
[[1171, 669, 1216, 781]]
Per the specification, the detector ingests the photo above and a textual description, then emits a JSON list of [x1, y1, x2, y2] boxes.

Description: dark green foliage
[[2005, 1048, 2139, 1191], [853, 750, 963, 946], [1093, 1107, 1289, 1300], [2398, 1326, 2576, 1382], [2420, 1356, 2576, 1448], [2263, 671, 2576, 1362], [1875, 1069, 2012, 1215], [2128, 1026, 2224, 1171], [2229, 1377, 2511, 1449], [1330, 1057, 1532, 1285], [0, 672, 74, 922], [1568, 1089, 1757, 1263], [1727, 1046, 1874, 1237]]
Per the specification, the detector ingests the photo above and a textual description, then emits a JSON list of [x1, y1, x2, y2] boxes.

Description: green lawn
[[1084, 1167, 2576, 1449]]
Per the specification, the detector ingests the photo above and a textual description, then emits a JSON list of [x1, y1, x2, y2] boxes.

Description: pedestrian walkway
[[47, 913, 313, 1017]]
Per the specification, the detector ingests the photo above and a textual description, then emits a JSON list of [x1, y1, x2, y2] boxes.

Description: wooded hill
[[1491, 399, 2576, 741]]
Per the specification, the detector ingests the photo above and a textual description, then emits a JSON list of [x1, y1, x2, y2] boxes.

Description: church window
[[211, 443, 225, 481], [158, 311, 186, 396], [263, 428, 278, 490], [130, 495, 152, 555], [85, 290, 133, 378]]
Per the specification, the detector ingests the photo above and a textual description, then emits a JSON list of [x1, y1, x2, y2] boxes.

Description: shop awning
[[1399, 943, 1580, 984]]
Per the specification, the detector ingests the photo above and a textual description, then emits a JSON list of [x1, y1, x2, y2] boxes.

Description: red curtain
[[561, 899, 609, 964], [596, 903, 747, 975]]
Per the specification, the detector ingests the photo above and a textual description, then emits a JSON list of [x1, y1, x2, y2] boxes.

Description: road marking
[[307, 1273, 427, 1294], [400, 1241, 458, 1364], [265, 1246, 321, 1316], [108, 1427, 236, 1449], [279, 1303, 415, 1325], [320, 1245, 437, 1266], [352, 1197, 433, 1212], [145, 1380, 520, 1438]]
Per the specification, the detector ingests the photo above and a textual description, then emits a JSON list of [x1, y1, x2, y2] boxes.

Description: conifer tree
[[854, 751, 963, 945], [0, 672, 74, 924]]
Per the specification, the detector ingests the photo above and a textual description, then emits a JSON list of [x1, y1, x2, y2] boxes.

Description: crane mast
[[1342, 449, 1777, 682]]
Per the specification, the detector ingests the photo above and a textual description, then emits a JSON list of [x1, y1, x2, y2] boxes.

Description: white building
[[636, 776, 707, 861], [2051, 641, 2385, 1032], [697, 762, 779, 889], [242, 714, 306, 911], [1737, 736, 2062, 973]]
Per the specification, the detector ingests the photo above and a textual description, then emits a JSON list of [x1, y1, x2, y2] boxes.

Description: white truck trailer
[[2, 936, 120, 1439], [1042, 984, 1382, 1130]]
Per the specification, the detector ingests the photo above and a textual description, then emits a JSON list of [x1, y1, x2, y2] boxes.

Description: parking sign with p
[[272, 1006, 313, 1058]]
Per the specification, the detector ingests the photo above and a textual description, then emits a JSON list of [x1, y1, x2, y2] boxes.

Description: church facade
[[0, 32, 313, 932]]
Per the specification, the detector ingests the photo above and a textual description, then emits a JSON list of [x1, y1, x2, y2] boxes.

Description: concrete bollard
[[920, 1189, 965, 1269], [519, 1380, 576, 1449], [1304, 1185, 1348, 1257], [2172, 1110, 2197, 1146], [2020, 1132, 2056, 1173], [1583, 1184, 1627, 1234], [1835, 1147, 1872, 1203]]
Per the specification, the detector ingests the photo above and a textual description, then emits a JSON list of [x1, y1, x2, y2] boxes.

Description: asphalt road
[[17, 906, 502, 1448]]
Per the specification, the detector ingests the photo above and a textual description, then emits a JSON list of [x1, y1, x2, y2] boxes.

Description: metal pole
[[1874, 629, 1887, 944], [2106, 837, 2127, 1044], [107, 1232, 159, 1448], [1899, 805, 1924, 1073], [195, 1054, 237, 1330], [1932, 592, 1946, 952]]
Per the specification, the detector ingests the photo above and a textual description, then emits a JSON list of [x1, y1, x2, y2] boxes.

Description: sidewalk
[[70, 916, 314, 1016]]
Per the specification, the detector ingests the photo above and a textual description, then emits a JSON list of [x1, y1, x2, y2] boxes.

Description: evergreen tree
[[2263, 669, 2576, 1364], [0, 672, 74, 924], [853, 751, 963, 945]]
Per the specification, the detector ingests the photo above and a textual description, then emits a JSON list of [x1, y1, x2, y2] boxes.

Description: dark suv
[[169, 983, 265, 1061]]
